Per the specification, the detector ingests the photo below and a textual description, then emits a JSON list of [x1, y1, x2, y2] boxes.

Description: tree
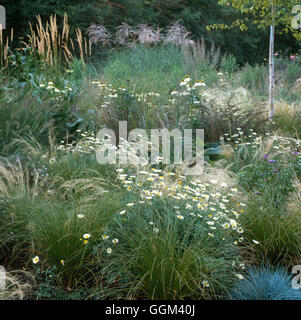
[[212, 0, 301, 120]]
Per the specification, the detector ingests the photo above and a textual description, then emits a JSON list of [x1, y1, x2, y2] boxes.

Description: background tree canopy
[[1, 0, 300, 64]]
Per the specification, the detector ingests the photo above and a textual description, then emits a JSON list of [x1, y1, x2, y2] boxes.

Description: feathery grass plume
[[199, 37, 207, 61], [292, 78, 301, 93], [0, 158, 40, 267], [0, 27, 13, 70], [199, 162, 237, 189], [59, 177, 117, 201], [164, 21, 193, 46], [23, 14, 89, 70], [0, 158, 39, 199], [191, 39, 207, 63], [8, 134, 44, 158], [221, 136, 276, 173], [75, 27, 84, 64], [0, 85, 65, 155], [87, 24, 112, 46], [275, 99, 300, 117], [0, 270, 34, 300], [181, 38, 221, 74], [134, 24, 161, 45], [115, 23, 134, 46], [210, 42, 221, 67]]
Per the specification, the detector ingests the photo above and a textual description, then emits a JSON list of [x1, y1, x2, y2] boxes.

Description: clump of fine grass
[[1, 185, 123, 288], [0, 157, 41, 267], [239, 196, 301, 268], [237, 64, 269, 101], [0, 158, 39, 199], [20, 193, 121, 287], [98, 196, 242, 300], [0, 270, 35, 300], [272, 100, 301, 139], [228, 265, 301, 300], [0, 84, 72, 156], [0, 143, 123, 288]]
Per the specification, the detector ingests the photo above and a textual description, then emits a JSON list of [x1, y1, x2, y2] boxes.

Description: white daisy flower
[[32, 256, 39, 264], [202, 280, 209, 287]]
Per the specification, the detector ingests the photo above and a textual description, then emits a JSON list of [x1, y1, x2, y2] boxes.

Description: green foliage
[[0, 87, 83, 156], [221, 54, 239, 74], [1, 190, 122, 287], [238, 157, 296, 208], [103, 44, 187, 94], [0, 6, 301, 298], [218, 0, 301, 37], [34, 265, 93, 299], [284, 62, 301, 86], [0, 85, 62, 155], [4, 47, 43, 82], [240, 197, 301, 267], [98, 197, 241, 300], [2, 0, 300, 65], [273, 110, 301, 140], [42, 151, 118, 191], [237, 64, 269, 100], [100, 45, 266, 139]]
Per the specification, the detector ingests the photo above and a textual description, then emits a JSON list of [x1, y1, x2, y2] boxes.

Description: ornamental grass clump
[[96, 169, 248, 300], [229, 265, 301, 300]]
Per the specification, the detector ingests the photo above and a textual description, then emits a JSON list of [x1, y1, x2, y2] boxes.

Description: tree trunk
[[269, 2, 275, 120]]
